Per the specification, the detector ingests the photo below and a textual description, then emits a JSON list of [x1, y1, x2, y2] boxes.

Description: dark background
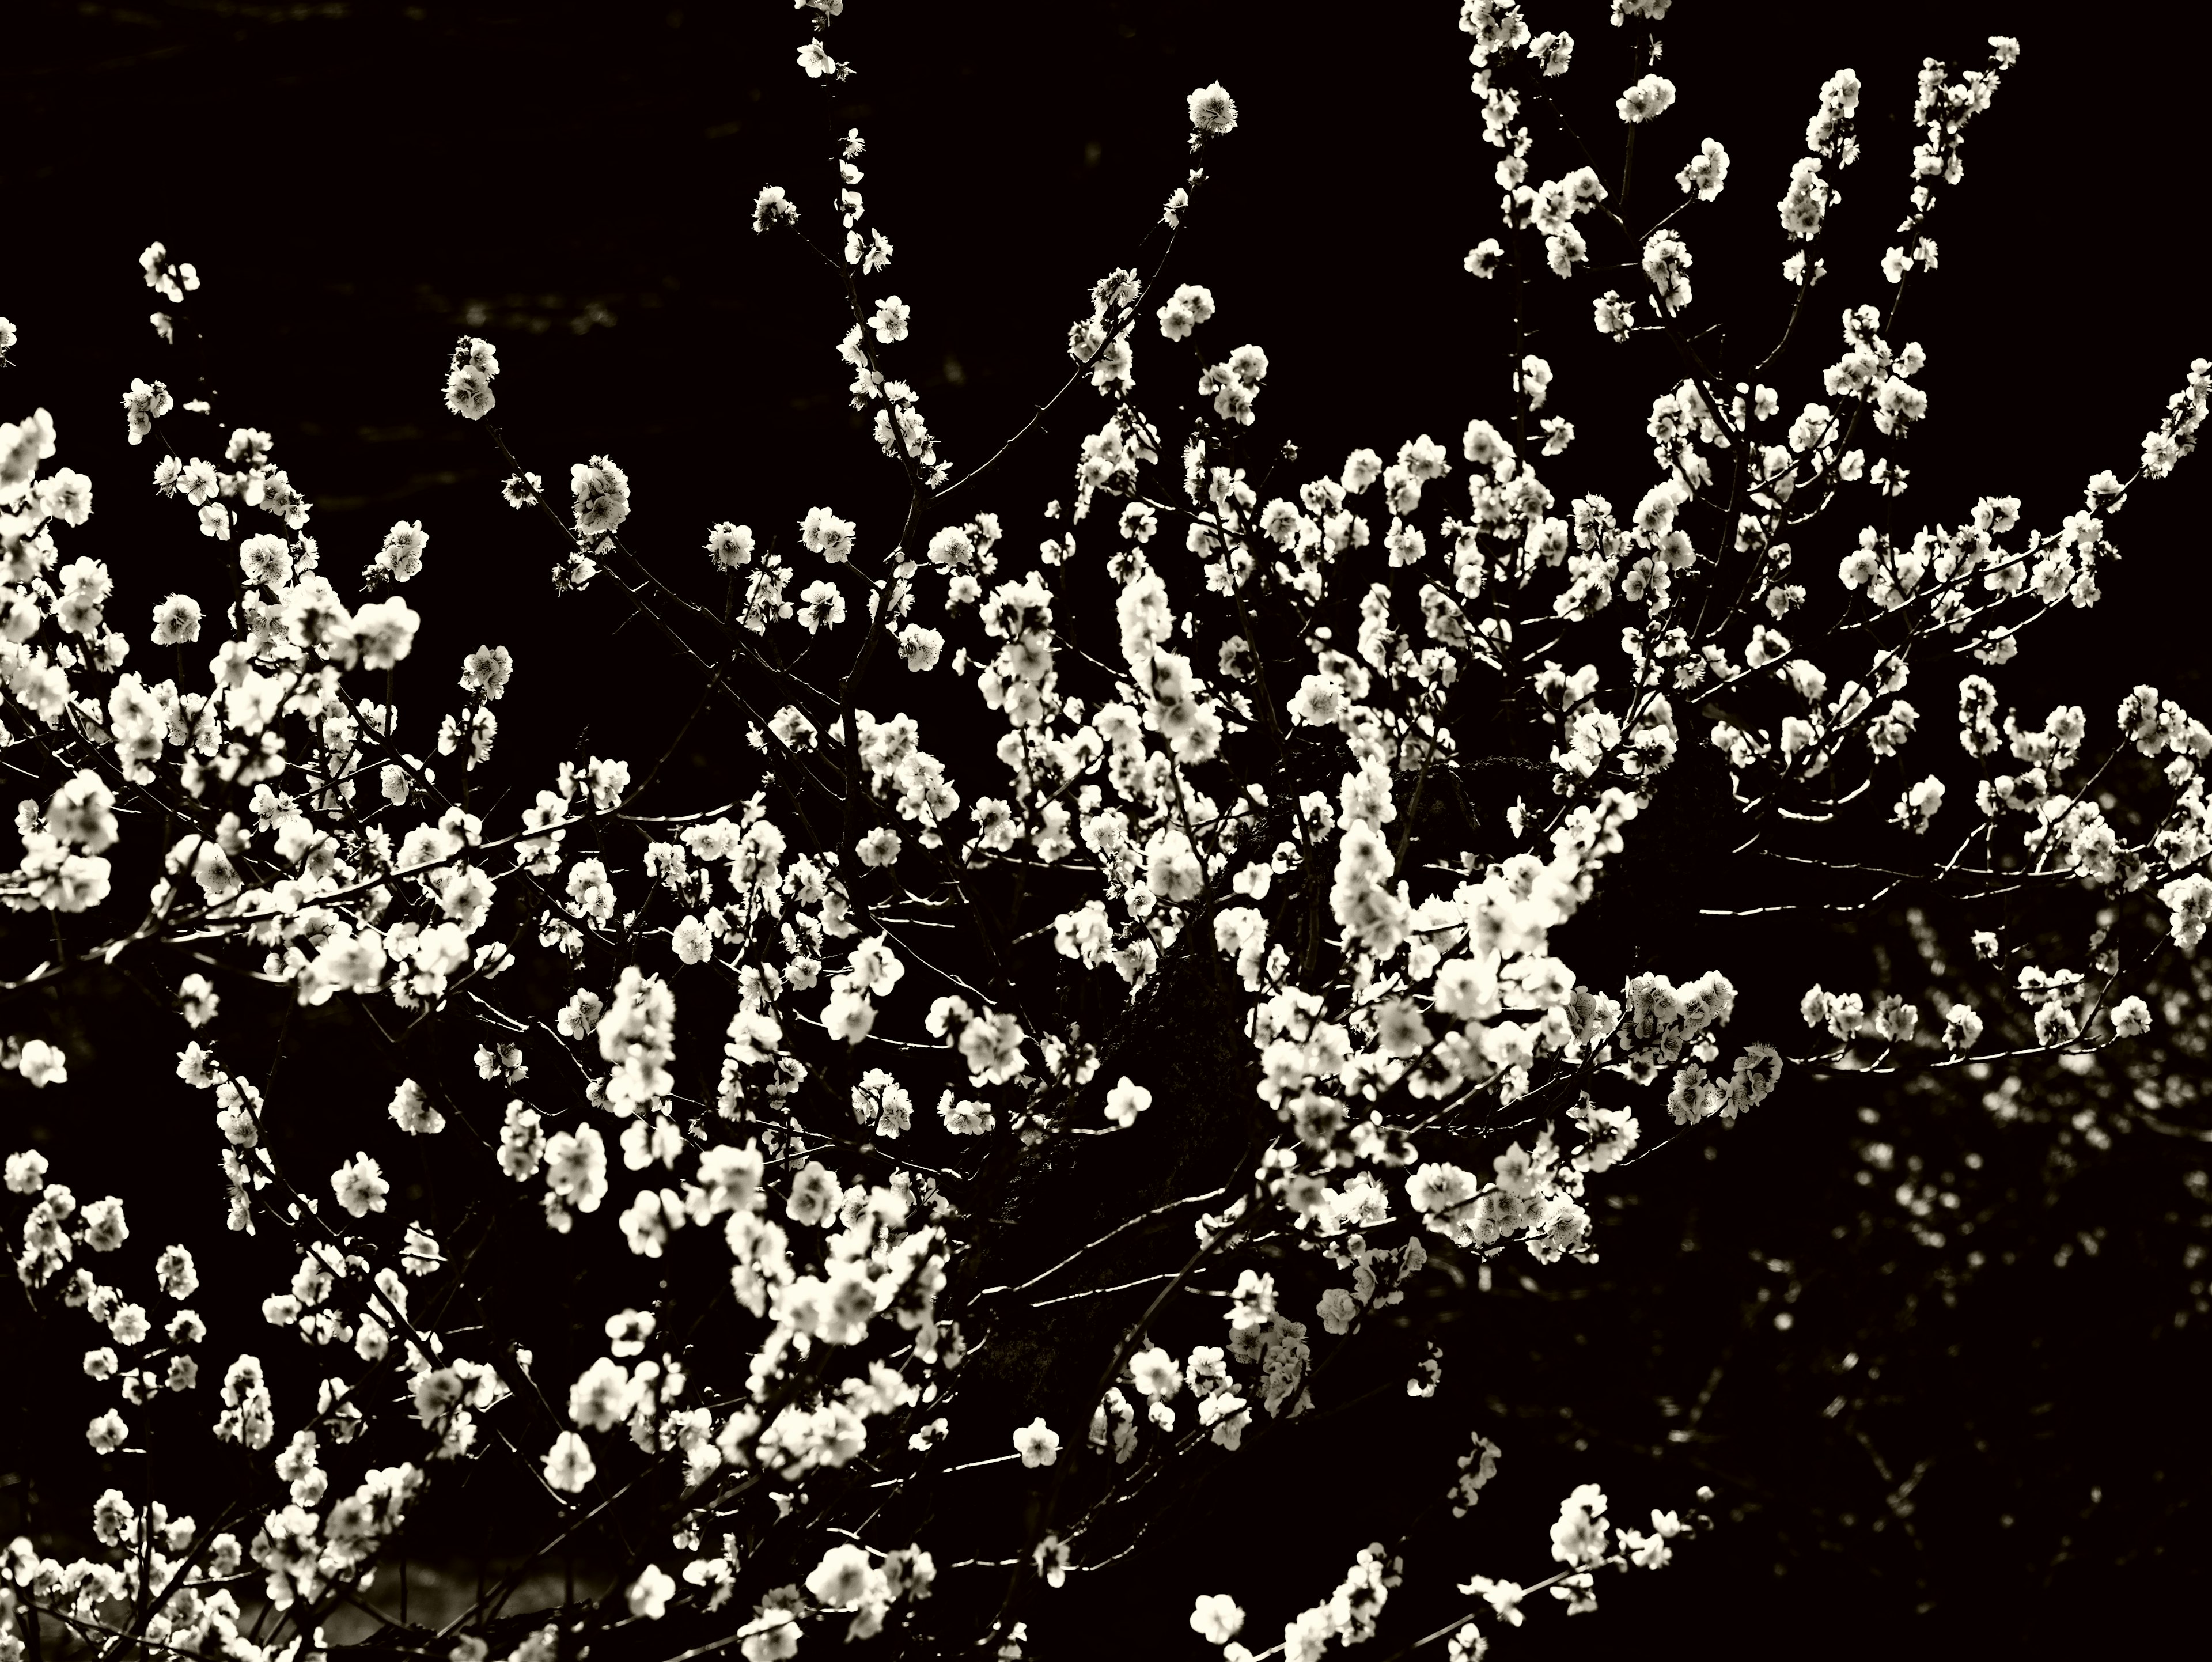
[[9, 0, 2206, 709], [6, 2, 2210, 1657]]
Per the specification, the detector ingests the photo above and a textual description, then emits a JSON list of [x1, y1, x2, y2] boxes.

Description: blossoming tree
[[2, 2, 2207, 1660]]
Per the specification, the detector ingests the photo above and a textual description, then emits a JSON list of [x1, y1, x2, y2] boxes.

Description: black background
[[6, 2, 2211, 1658]]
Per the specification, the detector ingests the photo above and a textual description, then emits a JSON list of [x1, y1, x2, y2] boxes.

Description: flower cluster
[[0, 6, 2202, 1661]]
